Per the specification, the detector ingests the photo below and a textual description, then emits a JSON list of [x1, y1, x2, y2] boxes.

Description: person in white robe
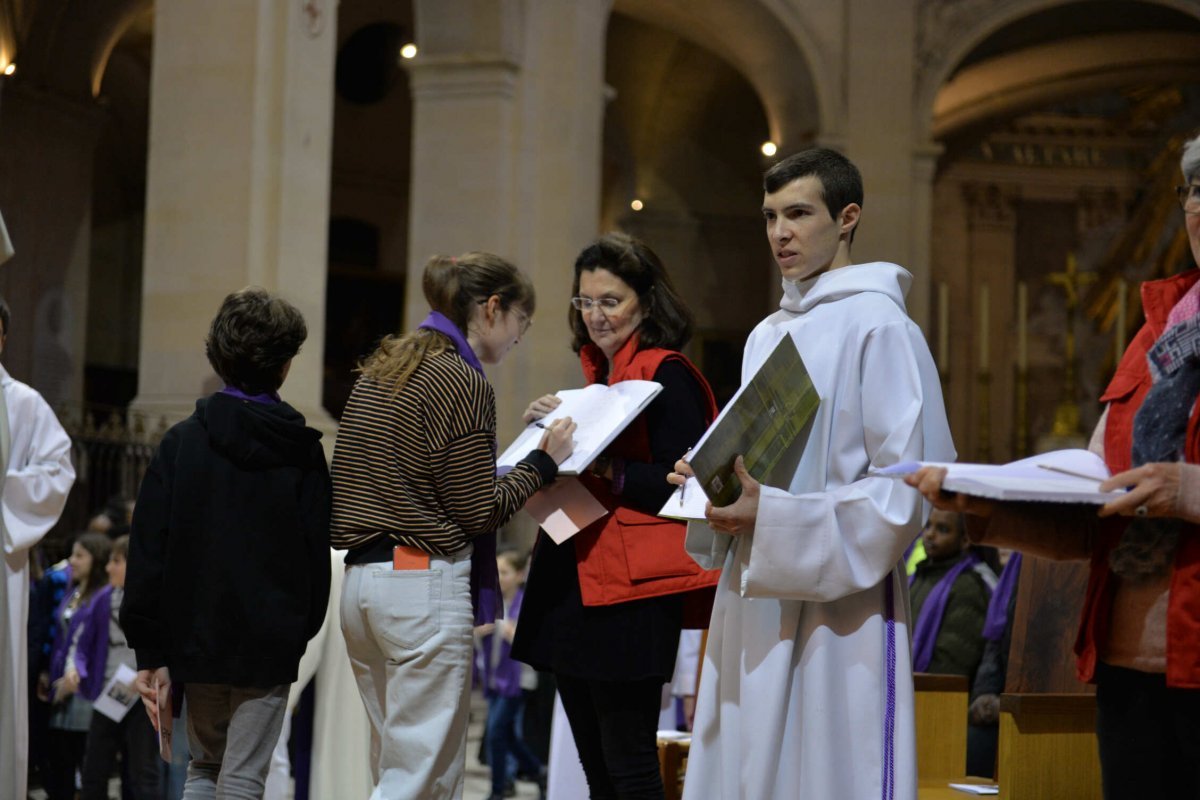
[[672, 148, 954, 800], [0, 292, 76, 800]]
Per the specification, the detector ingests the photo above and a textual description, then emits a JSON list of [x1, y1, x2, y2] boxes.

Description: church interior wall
[[0, 0, 1198, 481], [926, 0, 1200, 459]]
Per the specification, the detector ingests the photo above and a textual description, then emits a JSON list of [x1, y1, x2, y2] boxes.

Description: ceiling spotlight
[[400, 43, 418, 60], [630, 199, 644, 211], [761, 141, 777, 157], [2, 63, 15, 77]]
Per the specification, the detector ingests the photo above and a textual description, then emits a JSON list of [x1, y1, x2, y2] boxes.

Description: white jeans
[[341, 547, 474, 800]]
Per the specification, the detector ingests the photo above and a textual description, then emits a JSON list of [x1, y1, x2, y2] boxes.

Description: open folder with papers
[[497, 380, 662, 476], [872, 448, 1122, 504]]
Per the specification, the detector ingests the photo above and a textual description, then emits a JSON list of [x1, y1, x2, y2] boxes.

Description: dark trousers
[[46, 728, 87, 800], [556, 674, 664, 800], [80, 707, 161, 800], [1095, 661, 1200, 799], [486, 694, 542, 795]]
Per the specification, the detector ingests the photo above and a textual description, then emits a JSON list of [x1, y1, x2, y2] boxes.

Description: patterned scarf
[[1110, 287, 1200, 581]]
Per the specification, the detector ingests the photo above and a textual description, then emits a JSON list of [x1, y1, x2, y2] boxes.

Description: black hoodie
[[121, 392, 332, 687]]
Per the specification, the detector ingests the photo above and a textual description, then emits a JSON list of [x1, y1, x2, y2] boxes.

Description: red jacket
[[1076, 269, 1200, 687], [572, 334, 722, 627]]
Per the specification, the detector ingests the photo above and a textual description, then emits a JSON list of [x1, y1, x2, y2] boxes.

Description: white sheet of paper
[[523, 477, 609, 544], [657, 476, 708, 521], [947, 783, 999, 795], [498, 381, 662, 475], [93, 662, 140, 722]]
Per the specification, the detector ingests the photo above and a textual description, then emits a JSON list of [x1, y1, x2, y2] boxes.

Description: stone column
[[132, 0, 337, 442], [842, 0, 925, 319], [0, 86, 103, 410], [963, 181, 1019, 462], [407, 0, 611, 444]]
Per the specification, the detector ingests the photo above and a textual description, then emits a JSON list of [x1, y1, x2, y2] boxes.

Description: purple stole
[[910, 551, 983, 672], [417, 311, 500, 625], [982, 552, 1022, 642]]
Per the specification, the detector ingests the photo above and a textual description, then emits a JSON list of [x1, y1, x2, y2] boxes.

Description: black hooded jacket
[[121, 392, 332, 687]]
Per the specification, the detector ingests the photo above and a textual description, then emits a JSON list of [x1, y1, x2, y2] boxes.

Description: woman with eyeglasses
[[511, 232, 721, 800], [907, 135, 1200, 800], [330, 252, 576, 800]]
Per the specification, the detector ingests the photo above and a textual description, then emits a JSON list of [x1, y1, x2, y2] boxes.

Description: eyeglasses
[[511, 307, 532, 336], [1177, 183, 1200, 214], [570, 296, 623, 313]]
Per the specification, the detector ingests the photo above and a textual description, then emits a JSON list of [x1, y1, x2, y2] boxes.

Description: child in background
[[908, 509, 996, 678], [45, 532, 112, 800], [77, 535, 160, 799], [479, 546, 545, 800]]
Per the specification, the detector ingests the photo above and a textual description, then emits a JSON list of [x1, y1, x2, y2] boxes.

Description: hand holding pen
[[667, 448, 696, 506], [534, 417, 576, 465]]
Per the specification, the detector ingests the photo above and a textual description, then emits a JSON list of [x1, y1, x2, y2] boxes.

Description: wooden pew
[[996, 693, 1101, 799], [914, 672, 968, 782]]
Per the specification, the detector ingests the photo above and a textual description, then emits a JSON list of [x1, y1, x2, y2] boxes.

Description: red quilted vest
[[1076, 269, 1200, 687], [571, 334, 722, 627]]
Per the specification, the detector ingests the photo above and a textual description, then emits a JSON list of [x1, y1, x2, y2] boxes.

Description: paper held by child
[[872, 448, 1122, 504], [154, 672, 173, 762], [497, 380, 663, 476], [93, 663, 140, 722]]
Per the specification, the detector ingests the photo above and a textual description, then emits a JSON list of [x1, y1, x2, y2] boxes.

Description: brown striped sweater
[[330, 349, 556, 558]]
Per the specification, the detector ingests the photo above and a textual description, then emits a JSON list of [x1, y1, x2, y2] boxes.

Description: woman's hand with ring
[[1098, 462, 1182, 519]]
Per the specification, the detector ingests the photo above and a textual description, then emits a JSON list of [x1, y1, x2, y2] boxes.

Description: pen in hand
[[679, 448, 694, 507]]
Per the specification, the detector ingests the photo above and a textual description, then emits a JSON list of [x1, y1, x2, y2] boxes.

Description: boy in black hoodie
[[121, 287, 331, 799]]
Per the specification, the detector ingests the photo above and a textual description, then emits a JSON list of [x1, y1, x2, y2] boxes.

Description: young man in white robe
[[671, 148, 954, 800], [0, 292, 76, 800]]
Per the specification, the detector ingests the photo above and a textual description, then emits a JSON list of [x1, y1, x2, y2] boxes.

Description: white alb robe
[[0, 363, 75, 800], [683, 263, 954, 800]]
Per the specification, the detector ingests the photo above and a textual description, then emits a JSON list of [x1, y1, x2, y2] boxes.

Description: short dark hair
[[0, 293, 9, 337], [764, 147, 864, 240], [205, 287, 307, 394], [569, 233, 694, 354]]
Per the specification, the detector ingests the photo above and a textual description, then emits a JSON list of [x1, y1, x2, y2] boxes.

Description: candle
[[938, 282, 949, 370], [1115, 279, 1127, 359], [979, 284, 989, 372], [1017, 282, 1028, 372]]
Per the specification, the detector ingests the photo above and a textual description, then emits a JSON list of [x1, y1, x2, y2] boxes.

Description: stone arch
[[915, 0, 1200, 142], [612, 0, 827, 150], [16, 0, 152, 99], [932, 30, 1200, 138]]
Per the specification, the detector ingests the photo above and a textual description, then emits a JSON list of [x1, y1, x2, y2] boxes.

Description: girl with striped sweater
[[331, 252, 574, 800]]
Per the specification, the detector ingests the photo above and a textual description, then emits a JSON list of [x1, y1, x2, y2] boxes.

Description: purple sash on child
[[981, 552, 1023, 642], [417, 311, 500, 625], [910, 551, 983, 672], [220, 385, 281, 404]]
